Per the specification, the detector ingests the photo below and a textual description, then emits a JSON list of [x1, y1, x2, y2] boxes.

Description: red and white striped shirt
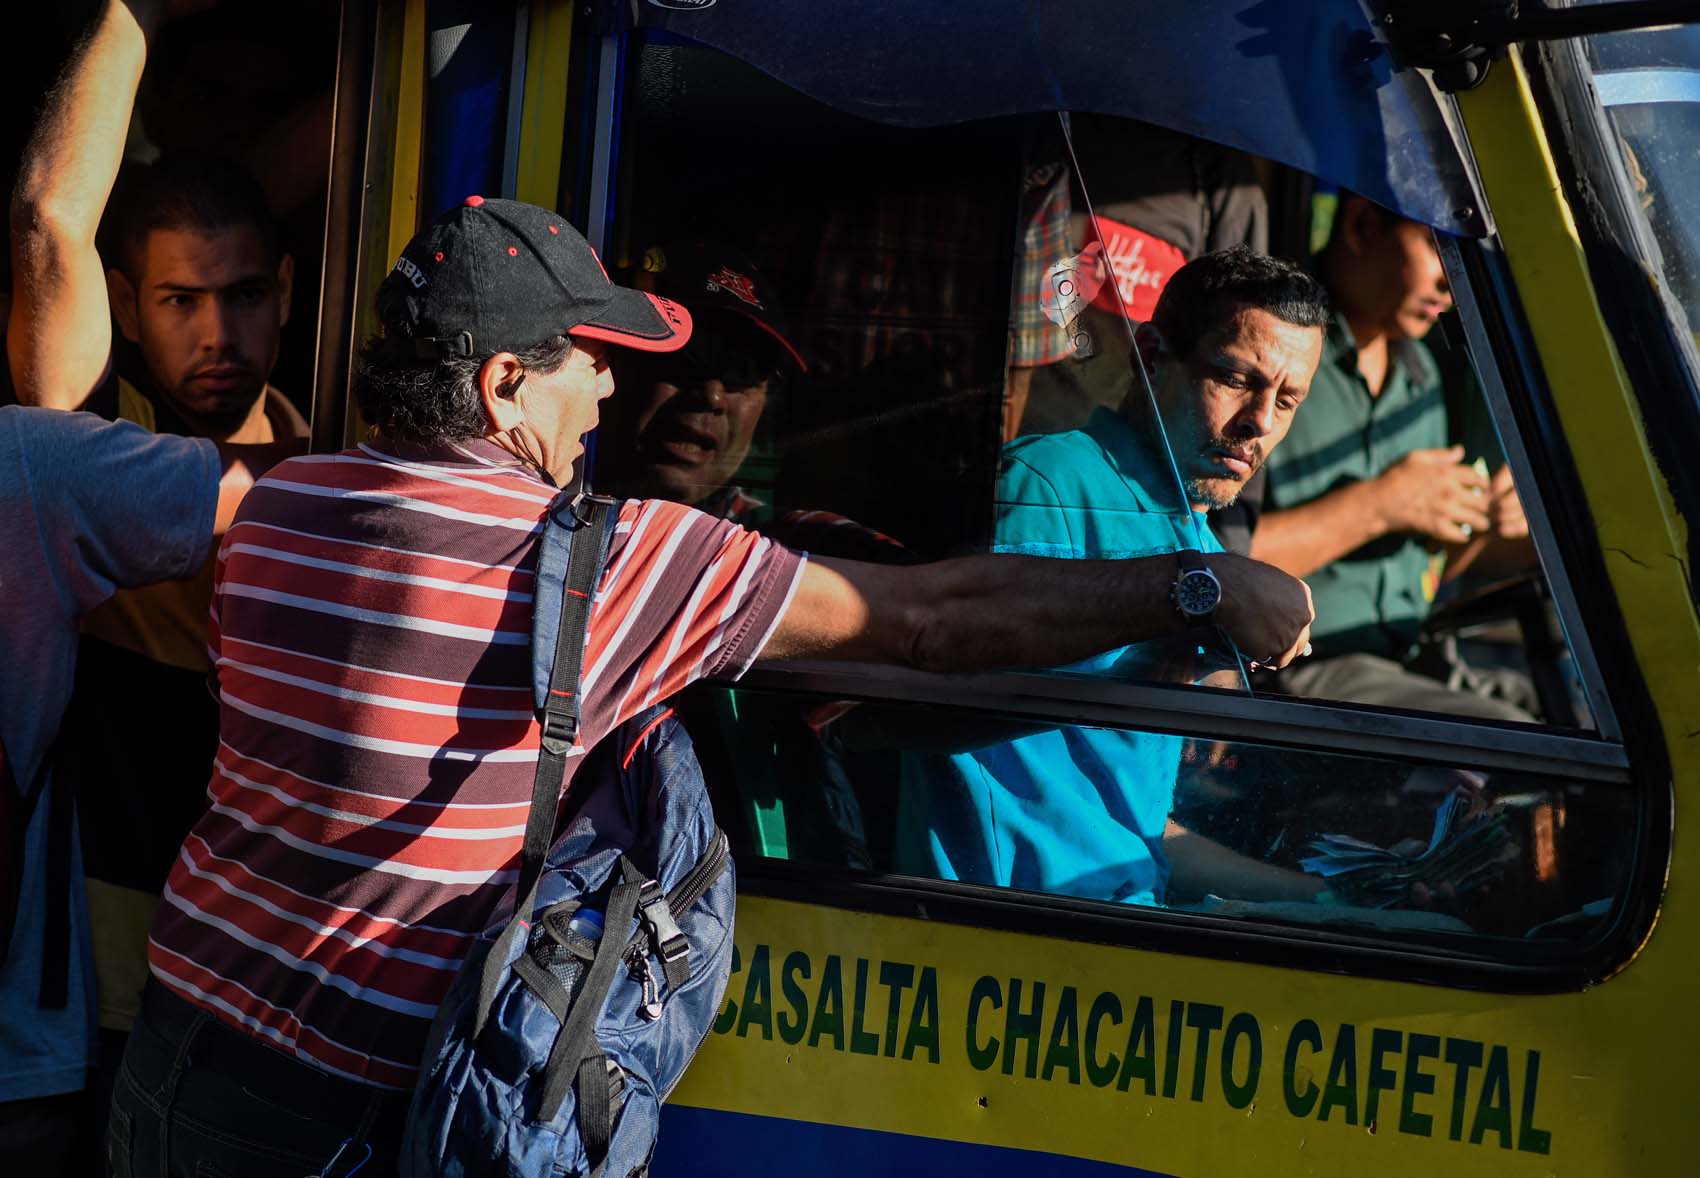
[[146, 438, 805, 1088]]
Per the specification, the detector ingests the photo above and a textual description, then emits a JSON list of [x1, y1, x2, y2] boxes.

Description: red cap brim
[[569, 291, 693, 352]]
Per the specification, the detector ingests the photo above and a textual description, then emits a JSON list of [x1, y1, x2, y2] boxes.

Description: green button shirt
[[1263, 313, 1448, 660]]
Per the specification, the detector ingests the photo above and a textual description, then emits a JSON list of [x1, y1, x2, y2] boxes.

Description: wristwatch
[[1170, 549, 1222, 624]]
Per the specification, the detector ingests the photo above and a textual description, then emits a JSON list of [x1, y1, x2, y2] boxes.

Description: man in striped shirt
[[115, 198, 1317, 1176]]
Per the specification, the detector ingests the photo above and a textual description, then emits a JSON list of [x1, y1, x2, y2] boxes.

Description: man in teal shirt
[[900, 247, 1331, 905], [1252, 194, 1534, 721]]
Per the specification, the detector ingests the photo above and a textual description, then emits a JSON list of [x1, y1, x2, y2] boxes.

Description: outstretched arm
[[8, 1, 159, 409], [762, 549, 1315, 674]]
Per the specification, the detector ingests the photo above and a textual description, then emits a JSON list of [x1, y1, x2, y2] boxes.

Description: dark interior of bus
[[3, 2, 341, 417]]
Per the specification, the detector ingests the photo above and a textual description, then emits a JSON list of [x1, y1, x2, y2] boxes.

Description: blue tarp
[[625, 0, 1490, 237]]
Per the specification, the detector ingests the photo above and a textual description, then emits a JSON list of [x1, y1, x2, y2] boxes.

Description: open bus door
[[315, 2, 1700, 1173]]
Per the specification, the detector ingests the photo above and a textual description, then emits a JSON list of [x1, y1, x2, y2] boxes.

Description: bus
[[50, 1, 1700, 1174]]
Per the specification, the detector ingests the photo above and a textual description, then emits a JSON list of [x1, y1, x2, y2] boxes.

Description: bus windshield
[[1584, 21, 1700, 342]]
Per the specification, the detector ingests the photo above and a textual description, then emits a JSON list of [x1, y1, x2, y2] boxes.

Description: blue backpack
[[402, 494, 736, 1178]]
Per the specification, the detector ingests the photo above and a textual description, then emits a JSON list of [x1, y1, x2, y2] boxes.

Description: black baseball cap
[[644, 242, 806, 373], [377, 196, 692, 359]]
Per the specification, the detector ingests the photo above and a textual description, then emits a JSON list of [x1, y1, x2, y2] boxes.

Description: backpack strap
[[523, 493, 613, 902], [475, 493, 614, 1039], [534, 858, 645, 1138]]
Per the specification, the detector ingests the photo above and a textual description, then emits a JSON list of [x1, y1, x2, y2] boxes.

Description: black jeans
[[108, 983, 408, 1178]]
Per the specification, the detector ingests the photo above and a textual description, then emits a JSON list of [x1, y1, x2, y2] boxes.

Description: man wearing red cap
[[111, 197, 1315, 1174]]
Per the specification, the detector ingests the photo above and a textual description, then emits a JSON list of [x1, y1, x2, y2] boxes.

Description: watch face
[[1175, 569, 1222, 618]]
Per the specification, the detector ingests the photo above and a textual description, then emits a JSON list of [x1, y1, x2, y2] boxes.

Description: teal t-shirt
[[1262, 313, 1449, 660], [898, 408, 1221, 906]]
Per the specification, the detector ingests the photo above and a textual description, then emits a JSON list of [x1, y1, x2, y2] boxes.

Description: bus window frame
[[718, 674, 1655, 991], [737, 842, 1620, 995], [737, 662, 1628, 782], [313, 0, 428, 451], [310, 0, 380, 452], [583, 27, 626, 256]]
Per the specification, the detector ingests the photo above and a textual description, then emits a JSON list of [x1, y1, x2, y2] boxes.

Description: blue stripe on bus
[[655, 1104, 1178, 1177]]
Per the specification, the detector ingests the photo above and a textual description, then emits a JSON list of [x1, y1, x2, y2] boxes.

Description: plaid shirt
[[1008, 163, 1076, 368]]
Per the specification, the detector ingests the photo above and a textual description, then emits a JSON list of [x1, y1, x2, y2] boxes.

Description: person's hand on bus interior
[[1371, 445, 1491, 545], [1441, 463, 1539, 583]]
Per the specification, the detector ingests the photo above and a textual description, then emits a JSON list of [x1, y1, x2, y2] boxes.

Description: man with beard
[[1248, 194, 1535, 720], [10, 1, 301, 442], [5, 0, 309, 1123], [899, 246, 1333, 906]]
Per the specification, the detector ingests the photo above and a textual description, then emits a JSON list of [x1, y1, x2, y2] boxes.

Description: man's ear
[[107, 268, 141, 343], [478, 352, 527, 433], [1336, 195, 1380, 257], [1132, 321, 1168, 382], [275, 254, 295, 329]]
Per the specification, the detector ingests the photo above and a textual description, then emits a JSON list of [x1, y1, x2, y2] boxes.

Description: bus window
[[586, 28, 1636, 976], [594, 36, 1017, 561], [1584, 21, 1700, 341], [1025, 128, 1596, 730], [683, 686, 1632, 949], [596, 39, 1256, 692], [594, 33, 1603, 729]]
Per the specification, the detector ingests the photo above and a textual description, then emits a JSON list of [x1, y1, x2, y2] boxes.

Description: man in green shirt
[[1252, 194, 1534, 721]]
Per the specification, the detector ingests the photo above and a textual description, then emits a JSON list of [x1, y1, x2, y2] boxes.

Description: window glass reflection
[[1585, 20, 1700, 337], [688, 689, 1630, 946], [599, 33, 1595, 727]]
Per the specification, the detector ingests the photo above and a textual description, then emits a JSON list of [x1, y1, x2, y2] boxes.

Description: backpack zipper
[[621, 828, 731, 1009]]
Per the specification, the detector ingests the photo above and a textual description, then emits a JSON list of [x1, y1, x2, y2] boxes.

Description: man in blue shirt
[[0, 408, 293, 1171], [900, 247, 1332, 905]]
